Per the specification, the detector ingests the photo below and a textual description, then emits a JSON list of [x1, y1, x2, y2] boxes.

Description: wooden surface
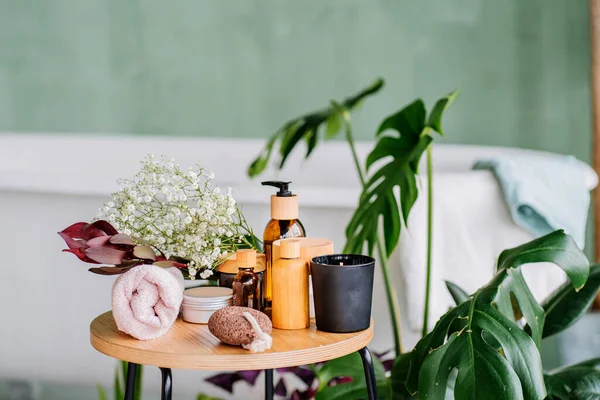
[[90, 311, 373, 370], [591, 0, 600, 309]]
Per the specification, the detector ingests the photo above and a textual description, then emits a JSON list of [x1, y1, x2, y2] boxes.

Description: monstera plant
[[242, 78, 600, 399]]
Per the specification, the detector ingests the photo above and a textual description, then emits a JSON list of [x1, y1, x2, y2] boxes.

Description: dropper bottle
[[261, 181, 306, 310]]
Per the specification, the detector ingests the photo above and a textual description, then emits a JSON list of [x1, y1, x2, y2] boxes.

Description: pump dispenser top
[[262, 181, 299, 220]]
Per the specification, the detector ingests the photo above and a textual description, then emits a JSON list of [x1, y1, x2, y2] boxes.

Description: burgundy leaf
[[58, 232, 87, 250], [205, 372, 243, 393], [290, 389, 316, 400], [110, 233, 135, 246], [293, 367, 315, 388], [62, 248, 98, 263], [274, 378, 287, 397], [85, 247, 126, 265], [133, 245, 156, 261], [328, 376, 353, 386], [86, 235, 112, 247], [84, 220, 119, 236], [237, 370, 262, 386], [88, 265, 136, 275], [276, 367, 315, 388], [382, 359, 394, 372], [59, 222, 89, 238]]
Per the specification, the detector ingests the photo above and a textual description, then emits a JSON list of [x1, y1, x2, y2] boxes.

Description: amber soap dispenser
[[272, 239, 310, 329], [262, 181, 306, 309]]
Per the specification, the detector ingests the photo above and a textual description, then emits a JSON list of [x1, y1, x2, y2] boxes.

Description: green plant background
[[0, 0, 591, 162]]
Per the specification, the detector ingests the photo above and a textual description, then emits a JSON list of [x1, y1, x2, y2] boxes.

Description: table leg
[[264, 369, 274, 400], [358, 347, 378, 400], [124, 363, 138, 400], [160, 367, 172, 400]]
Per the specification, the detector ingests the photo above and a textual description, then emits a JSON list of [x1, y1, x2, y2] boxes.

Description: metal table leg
[[264, 369, 274, 400], [160, 367, 172, 400], [358, 347, 378, 400], [124, 363, 138, 400]]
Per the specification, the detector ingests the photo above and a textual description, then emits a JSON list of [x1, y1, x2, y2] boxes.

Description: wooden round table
[[90, 311, 378, 400]]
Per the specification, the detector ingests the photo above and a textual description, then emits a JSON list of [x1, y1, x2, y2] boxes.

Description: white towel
[[112, 265, 184, 340], [393, 172, 571, 349]]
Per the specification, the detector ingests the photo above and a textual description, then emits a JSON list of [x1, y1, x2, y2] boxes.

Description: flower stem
[[421, 144, 434, 337], [342, 112, 403, 355]]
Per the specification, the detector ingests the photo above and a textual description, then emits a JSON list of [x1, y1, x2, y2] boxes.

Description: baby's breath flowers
[[97, 154, 257, 279]]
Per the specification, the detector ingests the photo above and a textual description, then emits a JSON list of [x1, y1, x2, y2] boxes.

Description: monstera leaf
[[315, 352, 390, 400], [545, 359, 600, 399], [405, 230, 589, 400], [247, 78, 384, 177], [542, 264, 600, 339], [344, 90, 458, 257]]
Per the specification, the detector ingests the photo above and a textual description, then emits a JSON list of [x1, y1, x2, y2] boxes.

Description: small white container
[[181, 287, 233, 324]]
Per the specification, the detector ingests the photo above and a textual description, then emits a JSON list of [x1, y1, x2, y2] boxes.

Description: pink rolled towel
[[112, 265, 184, 340]]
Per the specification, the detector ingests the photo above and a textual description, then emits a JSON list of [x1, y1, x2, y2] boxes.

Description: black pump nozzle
[[262, 181, 292, 197]]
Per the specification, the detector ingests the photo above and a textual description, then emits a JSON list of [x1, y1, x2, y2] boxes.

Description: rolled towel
[[112, 265, 184, 340]]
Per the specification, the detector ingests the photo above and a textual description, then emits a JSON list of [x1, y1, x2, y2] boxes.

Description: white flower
[[199, 269, 213, 279], [96, 154, 255, 279]]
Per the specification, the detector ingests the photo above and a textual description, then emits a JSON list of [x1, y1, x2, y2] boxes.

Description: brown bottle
[[232, 249, 260, 310], [262, 181, 306, 310]]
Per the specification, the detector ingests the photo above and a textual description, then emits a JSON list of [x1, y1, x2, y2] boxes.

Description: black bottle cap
[[261, 181, 292, 197]]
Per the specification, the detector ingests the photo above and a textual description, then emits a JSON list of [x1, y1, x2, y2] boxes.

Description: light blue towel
[[473, 154, 590, 249]]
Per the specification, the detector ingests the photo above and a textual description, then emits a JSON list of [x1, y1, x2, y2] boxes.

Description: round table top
[[90, 311, 373, 370]]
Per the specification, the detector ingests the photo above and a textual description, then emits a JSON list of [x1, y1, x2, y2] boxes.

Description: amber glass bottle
[[262, 181, 306, 310], [232, 249, 261, 310]]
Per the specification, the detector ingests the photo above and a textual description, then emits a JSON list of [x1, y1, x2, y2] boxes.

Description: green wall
[[0, 0, 592, 161]]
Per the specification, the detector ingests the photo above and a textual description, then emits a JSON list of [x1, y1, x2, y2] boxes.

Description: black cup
[[310, 254, 375, 333]]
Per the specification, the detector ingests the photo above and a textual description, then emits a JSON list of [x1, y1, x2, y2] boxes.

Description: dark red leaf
[[85, 247, 126, 265], [86, 235, 112, 248], [205, 372, 242, 393], [59, 222, 88, 238], [88, 265, 137, 275], [276, 367, 315, 388], [274, 378, 287, 397], [58, 232, 87, 250], [110, 233, 134, 246], [237, 370, 262, 386], [62, 248, 98, 263], [84, 220, 119, 236]]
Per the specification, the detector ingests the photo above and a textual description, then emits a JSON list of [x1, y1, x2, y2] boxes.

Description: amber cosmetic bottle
[[272, 239, 310, 329], [232, 249, 260, 310], [262, 181, 306, 311]]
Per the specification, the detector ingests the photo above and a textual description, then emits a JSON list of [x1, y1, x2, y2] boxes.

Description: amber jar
[[233, 267, 261, 310]]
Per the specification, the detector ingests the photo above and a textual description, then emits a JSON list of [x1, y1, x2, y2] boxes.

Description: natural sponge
[[208, 306, 272, 346]]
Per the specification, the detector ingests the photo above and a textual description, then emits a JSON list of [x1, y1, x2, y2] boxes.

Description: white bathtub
[[0, 134, 596, 399]]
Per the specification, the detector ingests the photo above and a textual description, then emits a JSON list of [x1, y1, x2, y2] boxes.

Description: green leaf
[[247, 79, 384, 177], [546, 358, 600, 391], [391, 352, 413, 399], [571, 371, 600, 400], [345, 93, 456, 257], [427, 89, 459, 135], [446, 280, 470, 305], [114, 361, 124, 400], [493, 230, 589, 347], [406, 231, 588, 400], [543, 373, 570, 399], [542, 264, 600, 339], [315, 353, 390, 400], [326, 114, 342, 139], [196, 394, 223, 400], [96, 384, 108, 400]]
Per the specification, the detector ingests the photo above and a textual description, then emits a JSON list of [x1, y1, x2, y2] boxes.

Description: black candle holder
[[310, 254, 375, 333]]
